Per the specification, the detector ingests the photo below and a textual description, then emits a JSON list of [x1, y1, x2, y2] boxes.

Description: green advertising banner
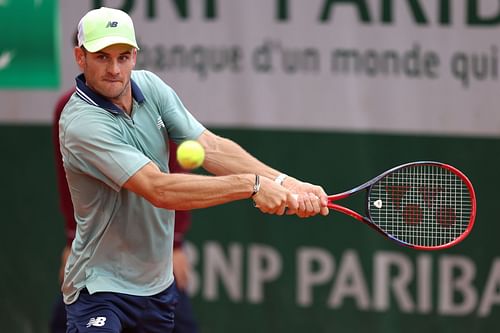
[[0, 0, 59, 89], [183, 128, 499, 333], [0, 125, 498, 332]]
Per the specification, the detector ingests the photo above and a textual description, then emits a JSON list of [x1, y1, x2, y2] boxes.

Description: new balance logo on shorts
[[86, 316, 107, 328]]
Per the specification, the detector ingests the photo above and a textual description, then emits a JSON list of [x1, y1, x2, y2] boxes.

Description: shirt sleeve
[[142, 71, 206, 143], [62, 110, 151, 191]]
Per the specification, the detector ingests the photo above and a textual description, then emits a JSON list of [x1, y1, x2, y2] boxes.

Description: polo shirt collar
[[75, 73, 145, 115]]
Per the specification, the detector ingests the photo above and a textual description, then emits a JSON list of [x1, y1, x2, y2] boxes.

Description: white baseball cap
[[77, 7, 139, 52]]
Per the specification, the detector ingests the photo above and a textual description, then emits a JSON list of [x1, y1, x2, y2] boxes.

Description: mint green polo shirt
[[59, 70, 205, 304]]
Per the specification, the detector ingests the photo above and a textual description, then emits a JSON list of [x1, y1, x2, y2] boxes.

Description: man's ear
[[74, 47, 85, 70], [132, 48, 137, 67]]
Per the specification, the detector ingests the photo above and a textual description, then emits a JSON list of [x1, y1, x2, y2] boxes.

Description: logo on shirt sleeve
[[156, 116, 166, 130]]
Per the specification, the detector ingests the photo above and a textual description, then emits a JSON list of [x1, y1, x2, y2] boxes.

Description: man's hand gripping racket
[[308, 161, 476, 250]]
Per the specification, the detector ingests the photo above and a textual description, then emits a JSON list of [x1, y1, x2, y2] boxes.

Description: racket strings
[[368, 164, 473, 247]]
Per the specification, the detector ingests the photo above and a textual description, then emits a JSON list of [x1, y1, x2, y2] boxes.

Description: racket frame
[[327, 161, 476, 250]]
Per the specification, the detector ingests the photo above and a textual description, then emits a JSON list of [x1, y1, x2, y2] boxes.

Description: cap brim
[[83, 36, 139, 53]]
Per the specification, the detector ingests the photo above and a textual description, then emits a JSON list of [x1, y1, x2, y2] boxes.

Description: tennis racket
[[324, 161, 476, 250]]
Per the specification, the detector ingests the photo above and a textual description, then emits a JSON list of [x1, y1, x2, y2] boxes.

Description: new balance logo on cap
[[106, 21, 118, 28], [77, 7, 139, 52], [86, 316, 107, 328]]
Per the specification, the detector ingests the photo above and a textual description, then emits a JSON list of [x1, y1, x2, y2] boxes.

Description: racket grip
[[254, 193, 298, 209], [292, 193, 322, 200], [290, 193, 322, 204], [254, 193, 323, 210]]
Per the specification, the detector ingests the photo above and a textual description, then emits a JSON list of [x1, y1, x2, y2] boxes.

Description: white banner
[[1, 0, 500, 137]]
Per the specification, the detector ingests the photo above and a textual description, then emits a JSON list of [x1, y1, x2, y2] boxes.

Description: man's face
[[75, 44, 137, 101]]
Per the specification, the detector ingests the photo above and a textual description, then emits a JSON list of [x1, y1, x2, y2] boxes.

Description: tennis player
[[60, 7, 328, 332]]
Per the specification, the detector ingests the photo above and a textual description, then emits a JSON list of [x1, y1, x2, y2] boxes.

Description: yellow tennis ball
[[176, 140, 205, 169]]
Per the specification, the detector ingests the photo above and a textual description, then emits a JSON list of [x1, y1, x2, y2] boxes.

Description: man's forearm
[[124, 163, 258, 210], [199, 130, 282, 180]]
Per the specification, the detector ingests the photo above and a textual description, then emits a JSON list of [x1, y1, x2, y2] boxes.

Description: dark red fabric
[[52, 89, 77, 246]]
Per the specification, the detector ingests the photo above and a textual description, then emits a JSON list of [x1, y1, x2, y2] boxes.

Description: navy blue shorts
[[65, 284, 179, 333]]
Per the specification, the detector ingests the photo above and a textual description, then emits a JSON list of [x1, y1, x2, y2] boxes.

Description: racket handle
[[254, 194, 320, 208], [254, 193, 298, 209], [292, 193, 323, 200]]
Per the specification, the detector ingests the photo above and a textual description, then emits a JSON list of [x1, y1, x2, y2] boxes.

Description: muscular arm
[[123, 162, 257, 210], [124, 130, 328, 216], [199, 130, 329, 216], [198, 130, 281, 179]]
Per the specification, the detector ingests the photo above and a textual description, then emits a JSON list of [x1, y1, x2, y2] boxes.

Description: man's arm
[[123, 162, 294, 212], [198, 130, 281, 178], [123, 130, 328, 216], [198, 130, 329, 217]]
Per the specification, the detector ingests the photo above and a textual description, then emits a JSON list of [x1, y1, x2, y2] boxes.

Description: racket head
[[363, 161, 476, 250]]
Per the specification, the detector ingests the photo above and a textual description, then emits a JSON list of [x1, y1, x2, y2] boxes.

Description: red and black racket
[[326, 161, 476, 250]]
